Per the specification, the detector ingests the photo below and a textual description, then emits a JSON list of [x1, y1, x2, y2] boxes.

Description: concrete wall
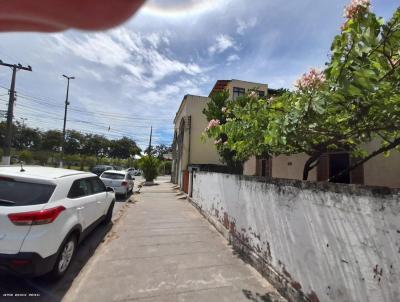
[[187, 96, 222, 165], [226, 79, 268, 100], [243, 156, 257, 176], [364, 140, 400, 188], [192, 172, 400, 302], [272, 154, 317, 181]]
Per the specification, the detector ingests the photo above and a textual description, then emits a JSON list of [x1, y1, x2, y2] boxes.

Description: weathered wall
[[192, 172, 400, 302]]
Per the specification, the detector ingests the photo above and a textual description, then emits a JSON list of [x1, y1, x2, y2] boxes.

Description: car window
[[0, 177, 55, 206], [68, 179, 93, 198], [90, 177, 106, 194], [101, 173, 124, 180], [126, 174, 132, 180]]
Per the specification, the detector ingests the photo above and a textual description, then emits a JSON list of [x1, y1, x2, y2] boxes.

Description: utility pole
[[147, 126, 152, 155], [60, 74, 75, 168], [0, 60, 32, 165]]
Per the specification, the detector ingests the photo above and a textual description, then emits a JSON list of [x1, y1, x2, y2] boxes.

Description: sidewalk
[[63, 180, 285, 302]]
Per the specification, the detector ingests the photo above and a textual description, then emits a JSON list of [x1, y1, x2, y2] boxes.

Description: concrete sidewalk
[[63, 180, 285, 302]]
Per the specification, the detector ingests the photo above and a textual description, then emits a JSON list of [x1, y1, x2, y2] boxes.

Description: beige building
[[172, 78, 400, 190], [172, 79, 269, 192]]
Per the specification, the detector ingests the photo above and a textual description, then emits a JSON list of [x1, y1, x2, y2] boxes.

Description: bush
[[18, 150, 33, 164], [65, 154, 80, 169], [139, 156, 160, 182]]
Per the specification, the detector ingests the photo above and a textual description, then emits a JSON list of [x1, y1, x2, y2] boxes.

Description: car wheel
[[103, 200, 115, 224], [49, 234, 77, 279]]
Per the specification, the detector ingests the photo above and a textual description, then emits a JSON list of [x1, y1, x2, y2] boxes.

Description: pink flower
[[206, 119, 220, 131], [294, 68, 326, 91], [343, 0, 370, 19]]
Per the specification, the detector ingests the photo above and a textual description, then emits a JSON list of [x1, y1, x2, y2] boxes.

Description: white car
[[100, 170, 134, 198], [0, 166, 115, 278]]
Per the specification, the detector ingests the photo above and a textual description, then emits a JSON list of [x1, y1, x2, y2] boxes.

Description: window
[[101, 173, 124, 180], [68, 179, 93, 198], [257, 90, 265, 97], [0, 178, 55, 206], [126, 174, 132, 180], [89, 177, 106, 194], [233, 87, 245, 100]]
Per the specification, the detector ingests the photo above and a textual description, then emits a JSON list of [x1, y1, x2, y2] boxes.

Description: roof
[[101, 170, 126, 175], [0, 165, 92, 181], [209, 80, 231, 97], [173, 94, 209, 125]]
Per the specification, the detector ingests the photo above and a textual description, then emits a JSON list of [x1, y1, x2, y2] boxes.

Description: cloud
[[208, 34, 236, 55], [236, 17, 257, 35], [227, 54, 240, 63], [52, 28, 203, 88]]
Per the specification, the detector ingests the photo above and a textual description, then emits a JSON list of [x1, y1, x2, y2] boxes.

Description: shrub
[[139, 156, 160, 182], [18, 150, 33, 164]]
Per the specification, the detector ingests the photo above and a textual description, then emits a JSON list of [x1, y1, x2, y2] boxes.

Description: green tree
[[203, 90, 243, 172], [109, 137, 141, 159], [208, 2, 400, 180], [65, 130, 85, 155], [139, 156, 160, 182], [42, 130, 62, 152], [18, 150, 33, 163]]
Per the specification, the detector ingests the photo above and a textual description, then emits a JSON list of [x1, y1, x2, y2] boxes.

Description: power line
[[0, 60, 32, 164]]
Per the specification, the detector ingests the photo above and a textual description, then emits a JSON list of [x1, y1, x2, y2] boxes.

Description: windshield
[[0, 178, 56, 206], [101, 173, 125, 180]]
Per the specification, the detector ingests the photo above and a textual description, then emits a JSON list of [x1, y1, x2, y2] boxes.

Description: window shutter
[[317, 154, 329, 181]]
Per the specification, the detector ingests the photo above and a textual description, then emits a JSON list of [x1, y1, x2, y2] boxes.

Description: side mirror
[[106, 187, 114, 192], [133, 177, 136, 180]]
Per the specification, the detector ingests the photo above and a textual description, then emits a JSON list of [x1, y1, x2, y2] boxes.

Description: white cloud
[[52, 28, 203, 88], [208, 34, 236, 55], [236, 17, 257, 35], [227, 54, 240, 63]]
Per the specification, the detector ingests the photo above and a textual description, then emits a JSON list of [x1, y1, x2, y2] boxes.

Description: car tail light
[[121, 181, 128, 186], [8, 206, 66, 226], [10, 259, 31, 267]]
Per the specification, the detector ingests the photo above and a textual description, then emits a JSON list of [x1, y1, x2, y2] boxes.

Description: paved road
[[63, 179, 285, 302], [0, 181, 139, 302]]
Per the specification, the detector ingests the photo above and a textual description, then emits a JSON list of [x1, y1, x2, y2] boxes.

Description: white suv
[[0, 166, 115, 279]]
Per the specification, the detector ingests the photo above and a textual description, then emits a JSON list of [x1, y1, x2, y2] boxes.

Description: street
[[63, 177, 285, 302], [0, 178, 139, 302]]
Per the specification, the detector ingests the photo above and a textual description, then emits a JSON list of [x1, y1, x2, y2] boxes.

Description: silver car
[[100, 170, 134, 198]]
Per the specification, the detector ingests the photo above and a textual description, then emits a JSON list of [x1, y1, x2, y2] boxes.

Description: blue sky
[[0, 0, 397, 150]]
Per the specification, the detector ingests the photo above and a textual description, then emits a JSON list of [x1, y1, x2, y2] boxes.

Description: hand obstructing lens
[[0, 0, 146, 32]]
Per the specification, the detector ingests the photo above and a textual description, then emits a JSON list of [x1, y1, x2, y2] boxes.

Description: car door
[[89, 177, 109, 218], [67, 178, 98, 230]]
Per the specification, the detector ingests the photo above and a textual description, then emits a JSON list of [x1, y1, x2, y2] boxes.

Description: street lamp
[[60, 74, 75, 168]]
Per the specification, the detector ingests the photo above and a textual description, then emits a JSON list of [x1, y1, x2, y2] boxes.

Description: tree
[[13, 123, 42, 151], [203, 90, 243, 172], [64, 130, 85, 155], [109, 137, 141, 159], [152, 144, 172, 159], [139, 156, 160, 182], [42, 130, 62, 152], [207, 1, 400, 180]]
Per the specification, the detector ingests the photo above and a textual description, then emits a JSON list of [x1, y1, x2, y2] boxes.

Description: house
[[172, 79, 400, 190], [171, 79, 270, 192]]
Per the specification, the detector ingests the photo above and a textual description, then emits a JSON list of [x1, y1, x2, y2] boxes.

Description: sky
[[0, 0, 397, 151]]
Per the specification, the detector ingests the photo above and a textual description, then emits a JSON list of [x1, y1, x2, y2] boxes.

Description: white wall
[[192, 172, 400, 302]]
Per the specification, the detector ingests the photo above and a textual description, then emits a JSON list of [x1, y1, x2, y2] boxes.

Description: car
[[0, 166, 115, 279], [100, 170, 134, 198], [126, 168, 137, 176], [91, 165, 114, 176]]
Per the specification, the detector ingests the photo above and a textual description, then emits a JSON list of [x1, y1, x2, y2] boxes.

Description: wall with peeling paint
[[191, 172, 400, 302]]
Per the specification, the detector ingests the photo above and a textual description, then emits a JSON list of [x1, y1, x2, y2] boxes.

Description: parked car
[[126, 168, 137, 176], [100, 170, 134, 198], [0, 166, 115, 279], [91, 165, 114, 176]]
